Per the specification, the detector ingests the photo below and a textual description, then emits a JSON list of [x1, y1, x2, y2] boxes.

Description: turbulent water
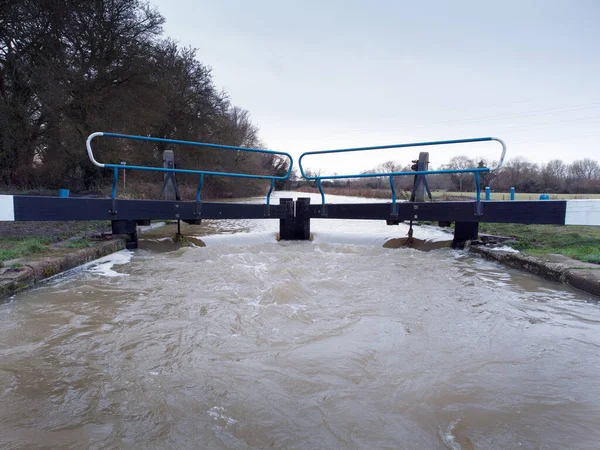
[[1, 192, 599, 449]]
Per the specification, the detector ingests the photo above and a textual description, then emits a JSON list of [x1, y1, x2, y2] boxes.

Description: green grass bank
[[477, 223, 600, 264], [0, 221, 110, 264]]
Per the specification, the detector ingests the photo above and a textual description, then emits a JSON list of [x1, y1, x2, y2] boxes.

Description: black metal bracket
[[321, 204, 328, 217], [475, 200, 483, 217], [183, 201, 202, 225]]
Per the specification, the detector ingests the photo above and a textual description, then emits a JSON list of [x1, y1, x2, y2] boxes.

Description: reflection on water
[[1, 192, 599, 449]]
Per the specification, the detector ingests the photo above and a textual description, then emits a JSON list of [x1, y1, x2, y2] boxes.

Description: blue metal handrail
[[298, 137, 506, 209], [86, 132, 294, 204]]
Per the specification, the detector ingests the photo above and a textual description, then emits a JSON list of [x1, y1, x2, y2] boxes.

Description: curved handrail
[[87, 132, 293, 180], [298, 137, 506, 207], [86, 132, 294, 205], [298, 137, 506, 181]]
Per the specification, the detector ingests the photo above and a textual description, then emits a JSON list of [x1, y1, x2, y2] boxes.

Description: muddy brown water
[[1, 192, 600, 449]]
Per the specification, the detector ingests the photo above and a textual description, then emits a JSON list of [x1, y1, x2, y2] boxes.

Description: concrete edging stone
[[0, 238, 126, 300], [470, 245, 600, 298]]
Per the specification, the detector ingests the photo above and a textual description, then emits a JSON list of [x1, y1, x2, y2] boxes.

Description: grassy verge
[[62, 237, 94, 249], [477, 223, 600, 264], [0, 237, 55, 262], [0, 221, 110, 263]]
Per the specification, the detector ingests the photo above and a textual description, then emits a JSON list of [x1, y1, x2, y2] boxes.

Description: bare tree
[[568, 158, 600, 193], [541, 159, 567, 192], [443, 155, 475, 192], [569, 158, 600, 180], [499, 157, 540, 191]]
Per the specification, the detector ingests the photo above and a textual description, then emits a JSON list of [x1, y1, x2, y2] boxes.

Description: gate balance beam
[[306, 200, 600, 226], [0, 196, 289, 222]]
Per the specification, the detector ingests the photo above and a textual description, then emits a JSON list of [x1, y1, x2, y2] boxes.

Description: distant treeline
[[439, 155, 600, 194], [0, 0, 288, 196], [302, 156, 600, 195]]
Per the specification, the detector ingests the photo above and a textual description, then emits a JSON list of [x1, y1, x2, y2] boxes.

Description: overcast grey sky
[[150, 0, 599, 175]]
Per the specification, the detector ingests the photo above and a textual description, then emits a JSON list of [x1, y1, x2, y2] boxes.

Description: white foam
[[207, 406, 237, 426], [137, 221, 166, 232], [197, 232, 277, 247], [440, 420, 462, 450], [488, 246, 519, 253], [288, 304, 307, 313], [312, 231, 388, 246], [87, 250, 133, 277], [143, 237, 173, 242]]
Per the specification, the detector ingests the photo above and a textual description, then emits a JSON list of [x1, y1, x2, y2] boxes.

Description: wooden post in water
[[451, 154, 480, 247], [294, 197, 311, 240], [453, 221, 479, 248], [279, 197, 311, 240], [279, 198, 294, 240], [111, 219, 138, 250]]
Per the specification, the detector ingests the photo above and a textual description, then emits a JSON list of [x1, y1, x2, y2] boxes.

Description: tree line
[[0, 0, 287, 197], [306, 155, 600, 195], [440, 155, 600, 194]]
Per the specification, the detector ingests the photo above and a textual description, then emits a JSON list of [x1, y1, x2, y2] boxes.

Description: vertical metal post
[[474, 171, 482, 216], [389, 175, 398, 216], [162, 150, 177, 200], [510, 187, 515, 201], [485, 186, 491, 200], [111, 167, 119, 199], [414, 152, 429, 203], [266, 179, 275, 205], [317, 179, 327, 217], [196, 173, 204, 202], [121, 162, 127, 189], [185, 173, 203, 225]]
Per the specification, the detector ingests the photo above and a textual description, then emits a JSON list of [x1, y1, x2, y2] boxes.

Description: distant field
[[433, 191, 600, 201]]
